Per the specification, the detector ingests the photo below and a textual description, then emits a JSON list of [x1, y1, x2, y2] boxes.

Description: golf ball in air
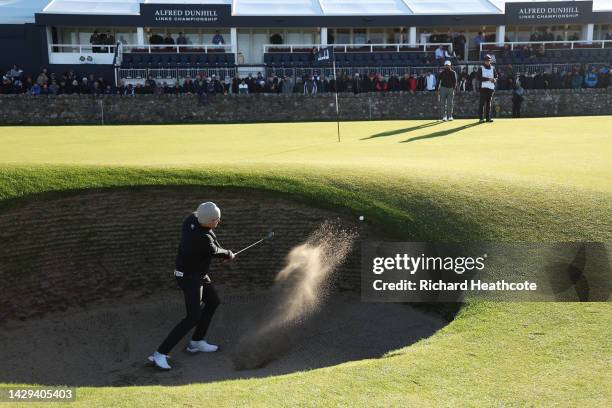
[[359, 216, 364, 221]]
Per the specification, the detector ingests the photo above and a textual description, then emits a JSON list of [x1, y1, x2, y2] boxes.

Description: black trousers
[[157, 274, 220, 355], [512, 100, 522, 118], [479, 88, 495, 120]]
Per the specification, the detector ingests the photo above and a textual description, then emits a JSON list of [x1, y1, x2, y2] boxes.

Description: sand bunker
[[0, 290, 444, 386], [0, 190, 448, 387]]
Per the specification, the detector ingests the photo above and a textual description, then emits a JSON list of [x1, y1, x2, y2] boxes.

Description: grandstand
[[0, 0, 611, 84]]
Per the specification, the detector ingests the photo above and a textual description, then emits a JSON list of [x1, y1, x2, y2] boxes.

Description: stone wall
[[0, 88, 610, 125], [0, 186, 389, 321]]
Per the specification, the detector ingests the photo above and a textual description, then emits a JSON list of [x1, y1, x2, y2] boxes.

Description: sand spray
[[232, 220, 356, 369]]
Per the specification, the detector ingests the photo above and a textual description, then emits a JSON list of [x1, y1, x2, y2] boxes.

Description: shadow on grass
[[400, 122, 482, 143], [361, 121, 441, 140]]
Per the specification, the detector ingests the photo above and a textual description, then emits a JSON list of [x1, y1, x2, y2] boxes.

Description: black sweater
[[437, 68, 457, 89], [175, 213, 231, 276]]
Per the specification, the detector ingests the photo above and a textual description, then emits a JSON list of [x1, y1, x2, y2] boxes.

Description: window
[[354, 28, 367, 44], [286, 29, 302, 44], [594, 24, 610, 40], [115, 29, 137, 45], [369, 28, 385, 44], [335, 29, 350, 44], [182, 28, 201, 45]]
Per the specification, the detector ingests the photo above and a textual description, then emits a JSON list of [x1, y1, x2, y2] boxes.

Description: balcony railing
[[480, 40, 612, 52], [49, 43, 116, 53], [49, 43, 233, 54], [263, 43, 454, 54], [120, 44, 232, 53]]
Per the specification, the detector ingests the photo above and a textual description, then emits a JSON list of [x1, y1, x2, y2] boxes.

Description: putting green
[[0, 117, 610, 407], [2, 118, 610, 192]]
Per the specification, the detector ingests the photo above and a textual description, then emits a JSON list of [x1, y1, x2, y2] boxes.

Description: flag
[[314, 46, 334, 66]]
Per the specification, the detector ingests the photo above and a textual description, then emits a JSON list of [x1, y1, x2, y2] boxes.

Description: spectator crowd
[[2, 63, 611, 96], [89, 30, 116, 53], [147, 30, 225, 46]]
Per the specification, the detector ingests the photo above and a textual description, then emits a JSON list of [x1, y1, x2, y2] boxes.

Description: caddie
[[477, 54, 498, 123]]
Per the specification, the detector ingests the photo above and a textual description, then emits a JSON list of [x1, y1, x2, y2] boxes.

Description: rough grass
[[0, 117, 610, 407]]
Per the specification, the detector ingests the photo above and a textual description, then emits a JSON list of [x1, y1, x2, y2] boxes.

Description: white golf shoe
[[186, 340, 219, 353], [442, 116, 447, 121], [448, 116, 454, 121], [148, 351, 171, 370]]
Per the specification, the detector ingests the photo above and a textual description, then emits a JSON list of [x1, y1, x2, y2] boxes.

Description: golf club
[[234, 231, 274, 256]]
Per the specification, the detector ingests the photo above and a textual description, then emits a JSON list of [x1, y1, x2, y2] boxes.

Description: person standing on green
[[437, 60, 457, 121], [511, 79, 525, 118]]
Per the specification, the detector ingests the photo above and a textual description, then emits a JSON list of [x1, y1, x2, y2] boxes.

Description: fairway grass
[[1, 117, 611, 407]]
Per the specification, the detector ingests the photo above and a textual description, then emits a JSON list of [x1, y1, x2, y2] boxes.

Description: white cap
[[444, 60, 451, 66], [195, 202, 220, 225]]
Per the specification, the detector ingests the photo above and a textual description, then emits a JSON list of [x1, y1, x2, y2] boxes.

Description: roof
[[232, 0, 322, 15], [42, 0, 141, 15], [0, 0, 47, 23], [319, 0, 415, 15], [0, 0, 609, 23], [406, 0, 501, 15], [594, 0, 612, 10]]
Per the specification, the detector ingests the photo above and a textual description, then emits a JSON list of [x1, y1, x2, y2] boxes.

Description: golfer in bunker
[[149, 202, 234, 370]]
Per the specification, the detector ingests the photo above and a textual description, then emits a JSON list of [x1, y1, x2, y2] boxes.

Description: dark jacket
[[194, 80, 206, 95], [175, 213, 231, 276], [182, 80, 195, 94], [352, 77, 363, 94], [437, 68, 457, 89], [512, 85, 525, 103]]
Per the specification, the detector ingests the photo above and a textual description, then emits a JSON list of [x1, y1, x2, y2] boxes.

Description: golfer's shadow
[[400, 122, 481, 143], [361, 121, 440, 140]]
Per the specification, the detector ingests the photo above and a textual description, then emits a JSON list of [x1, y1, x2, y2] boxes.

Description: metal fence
[[116, 67, 237, 85], [265, 66, 404, 78], [512, 64, 554, 75], [265, 65, 474, 78], [176, 67, 237, 79], [118, 68, 148, 80], [511, 63, 608, 74], [269, 62, 611, 79], [118, 62, 605, 85]]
